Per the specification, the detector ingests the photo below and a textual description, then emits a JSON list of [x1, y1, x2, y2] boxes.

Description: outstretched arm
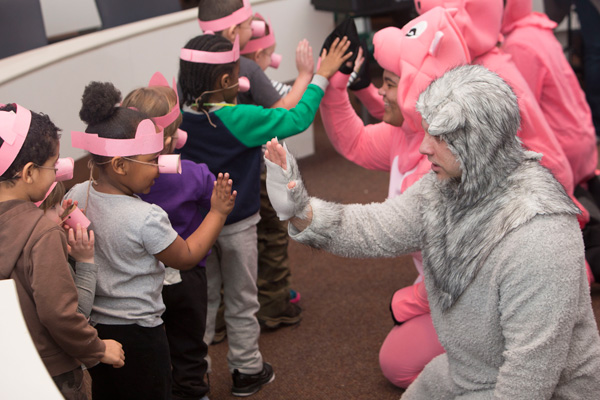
[[155, 173, 236, 270], [270, 39, 314, 109]]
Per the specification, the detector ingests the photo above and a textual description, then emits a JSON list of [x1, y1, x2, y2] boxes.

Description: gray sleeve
[[494, 214, 587, 398], [142, 205, 179, 255], [289, 180, 424, 258], [71, 261, 97, 319], [239, 57, 282, 107]]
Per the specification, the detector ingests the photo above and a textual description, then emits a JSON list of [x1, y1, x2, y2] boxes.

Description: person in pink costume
[[502, 0, 598, 187], [414, 0, 590, 226], [320, 7, 471, 389]]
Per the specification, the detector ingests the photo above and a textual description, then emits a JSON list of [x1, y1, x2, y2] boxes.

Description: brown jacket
[[0, 200, 105, 376]]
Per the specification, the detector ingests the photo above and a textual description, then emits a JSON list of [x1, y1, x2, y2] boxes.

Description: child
[[177, 32, 351, 396], [198, 0, 314, 109], [121, 72, 214, 400], [39, 181, 97, 319], [66, 82, 236, 400], [0, 103, 125, 400], [239, 14, 314, 329]]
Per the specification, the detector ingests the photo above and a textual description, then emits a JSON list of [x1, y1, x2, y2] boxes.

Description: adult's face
[[378, 70, 404, 127], [419, 120, 461, 180]]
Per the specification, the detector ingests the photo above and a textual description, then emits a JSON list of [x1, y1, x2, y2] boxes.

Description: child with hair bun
[[66, 81, 236, 400], [178, 32, 351, 396], [0, 103, 124, 400], [121, 72, 214, 400]]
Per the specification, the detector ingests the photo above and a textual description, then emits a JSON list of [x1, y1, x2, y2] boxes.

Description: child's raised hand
[[295, 39, 314, 77], [316, 36, 353, 80], [67, 224, 95, 264], [210, 172, 237, 216]]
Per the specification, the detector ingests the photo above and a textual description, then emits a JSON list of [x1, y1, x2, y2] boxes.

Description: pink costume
[[502, 0, 598, 186], [415, 0, 588, 225], [320, 8, 470, 388]]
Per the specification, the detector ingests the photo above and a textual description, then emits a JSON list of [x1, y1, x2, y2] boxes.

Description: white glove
[[264, 143, 310, 221]]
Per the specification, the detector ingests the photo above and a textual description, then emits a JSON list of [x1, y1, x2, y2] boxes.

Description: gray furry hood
[[415, 65, 580, 310]]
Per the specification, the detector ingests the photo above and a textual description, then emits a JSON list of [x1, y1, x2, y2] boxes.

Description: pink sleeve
[[320, 71, 395, 172], [353, 83, 386, 120]]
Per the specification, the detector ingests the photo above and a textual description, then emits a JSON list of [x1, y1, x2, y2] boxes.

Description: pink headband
[[241, 14, 275, 54], [71, 119, 164, 157], [148, 72, 181, 129], [181, 35, 240, 64], [0, 104, 32, 176], [198, 0, 252, 32]]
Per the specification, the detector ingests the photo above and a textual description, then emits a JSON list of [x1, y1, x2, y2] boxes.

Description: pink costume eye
[[405, 21, 428, 39]]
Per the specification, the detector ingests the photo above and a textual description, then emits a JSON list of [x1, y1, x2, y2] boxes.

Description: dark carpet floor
[[202, 112, 600, 400]]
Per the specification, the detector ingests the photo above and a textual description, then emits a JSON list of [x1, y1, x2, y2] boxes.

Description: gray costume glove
[[264, 143, 310, 221]]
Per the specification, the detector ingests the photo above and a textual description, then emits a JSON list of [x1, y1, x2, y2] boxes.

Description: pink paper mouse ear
[[0, 104, 32, 176], [241, 15, 276, 55], [198, 0, 252, 32], [148, 72, 181, 129], [71, 119, 164, 157], [181, 35, 240, 64]]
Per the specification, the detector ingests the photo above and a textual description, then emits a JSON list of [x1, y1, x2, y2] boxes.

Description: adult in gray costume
[[264, 64, 600, 398]]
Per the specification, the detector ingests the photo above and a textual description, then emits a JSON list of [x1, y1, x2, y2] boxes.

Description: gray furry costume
[[270, 65, 600, 398]]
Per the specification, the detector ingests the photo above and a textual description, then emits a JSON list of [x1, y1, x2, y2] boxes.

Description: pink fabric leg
[[379, 313, 445, 389]]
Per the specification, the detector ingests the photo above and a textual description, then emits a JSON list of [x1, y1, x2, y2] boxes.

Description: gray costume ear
[[427, 101, 465, 136]]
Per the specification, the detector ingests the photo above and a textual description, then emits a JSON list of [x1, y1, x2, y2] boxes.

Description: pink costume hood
[[373, 7, 471, 133], [415, 0, 503, 60], [501, 0, 556, 35]]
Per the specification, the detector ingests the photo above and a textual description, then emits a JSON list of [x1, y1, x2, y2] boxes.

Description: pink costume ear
[[56, 157, 74, 181], [198, 0, 252, 32], [71, 119, 164, 157], [148, 72, 181, 129], [0, 104, 32, 176], [181, 35, 240, 64]]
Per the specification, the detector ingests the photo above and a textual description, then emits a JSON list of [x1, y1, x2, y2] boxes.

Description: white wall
[[0, 0, 334, 160]]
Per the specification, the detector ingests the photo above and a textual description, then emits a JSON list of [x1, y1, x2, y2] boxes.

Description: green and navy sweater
[[179, 75, 328, 225]]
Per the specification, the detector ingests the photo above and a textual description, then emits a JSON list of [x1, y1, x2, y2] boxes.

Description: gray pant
[[204, 222, 263, 374]]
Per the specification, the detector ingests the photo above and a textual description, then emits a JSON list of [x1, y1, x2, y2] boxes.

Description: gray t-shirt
[[67, 182, 178, 327], [238, 56, 282, 107]]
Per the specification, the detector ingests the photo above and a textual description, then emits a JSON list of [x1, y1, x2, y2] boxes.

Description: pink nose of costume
[[238, 76, 251, 92], [251, 20, 266, 38], [158, 154, 182, 174], [64, 207, 91, 230], [270, 53, 282, 69], [56, 157, 74, 181], [175, 129, 187, 149]]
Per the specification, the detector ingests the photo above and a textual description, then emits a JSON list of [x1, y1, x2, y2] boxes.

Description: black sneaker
[[231, 362, 275, 397]]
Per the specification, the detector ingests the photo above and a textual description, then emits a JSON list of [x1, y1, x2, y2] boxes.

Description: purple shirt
[[139, 159, 215, 267]]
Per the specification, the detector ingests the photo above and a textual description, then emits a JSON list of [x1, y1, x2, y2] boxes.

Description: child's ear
[[253, 49, 264, 63], [223, 25, 237, 42], [220, 73, 231, 89], [164, 137, 173, 153], [110, 157, 127, 176], [21, 162, 37, 184]]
